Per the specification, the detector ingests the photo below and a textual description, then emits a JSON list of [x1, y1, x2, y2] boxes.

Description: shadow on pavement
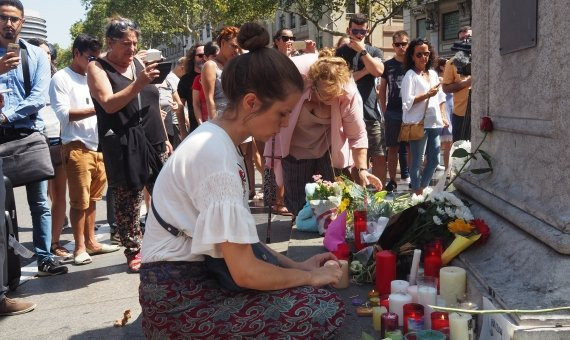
[[68, 313, 144, 339]]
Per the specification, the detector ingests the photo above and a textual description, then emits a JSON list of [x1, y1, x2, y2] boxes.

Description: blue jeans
[[25, 180, 52, 265], [409, 128, 442, 191]]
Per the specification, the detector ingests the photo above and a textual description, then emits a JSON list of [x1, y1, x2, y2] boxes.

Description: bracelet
[[356, 168, 368, 173]]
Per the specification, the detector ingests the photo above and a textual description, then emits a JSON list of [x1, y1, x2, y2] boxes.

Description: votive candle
[[439, 266, 466, 306], [449, 312, 473, 340], [403, 303, 424, 334], [431, 311, 449, 331], [376, 250, 396, 295], [381, 312, 398, 338], [389, 293, 412, 327], [380, 294, 390, 311], [391, 280, 410, 294], [353, 210, 367, 251], [372, 306, 387, 331]]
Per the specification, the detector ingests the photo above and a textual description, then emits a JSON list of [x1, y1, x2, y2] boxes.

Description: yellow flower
[[448, 219, 474, 234], [337, 198, 350, 213]]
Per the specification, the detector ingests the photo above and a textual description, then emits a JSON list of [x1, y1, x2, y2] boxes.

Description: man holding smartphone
[[0, 0, 68, 278], [336, 13, 386, 186]]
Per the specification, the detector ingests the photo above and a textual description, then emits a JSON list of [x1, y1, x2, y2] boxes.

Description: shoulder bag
[[150, 199, 280, 292], [0, 43, 54, 187], [398, 81, 431, 142]]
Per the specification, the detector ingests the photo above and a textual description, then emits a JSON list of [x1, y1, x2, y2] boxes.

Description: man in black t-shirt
[[176, 43, 204, 140], [378, 30, 410, 191], [336, 14, 386, 183]]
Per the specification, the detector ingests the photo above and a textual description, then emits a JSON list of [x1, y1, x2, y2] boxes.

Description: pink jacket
[[264, 53, 368, 186]]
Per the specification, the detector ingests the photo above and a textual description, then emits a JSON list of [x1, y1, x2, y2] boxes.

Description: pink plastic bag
[[323, 211, 347, 252]]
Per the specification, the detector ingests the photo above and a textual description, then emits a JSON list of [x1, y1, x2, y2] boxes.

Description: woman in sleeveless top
[[87, 17, 172, 273]]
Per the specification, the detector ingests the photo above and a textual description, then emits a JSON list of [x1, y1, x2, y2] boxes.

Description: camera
[[451, 38, 471, 76]]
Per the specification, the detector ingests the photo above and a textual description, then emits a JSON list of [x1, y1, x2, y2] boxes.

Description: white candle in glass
[[406, 285, 418, 303], [449, 312, 473, 340], [332, 260, 350, 289], [418, 286, 437, 329], [389, 293, 412, 327], [391, 280, 410, 294], [439, 266, 466, 306], [409, 249, 422, 285]]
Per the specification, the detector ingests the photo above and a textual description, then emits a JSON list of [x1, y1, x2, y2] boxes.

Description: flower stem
[[430, 305, 570, 315], [444, 132, 488, 191]]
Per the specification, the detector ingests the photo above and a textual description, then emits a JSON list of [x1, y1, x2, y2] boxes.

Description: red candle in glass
[[375, 250, 396, 295], [353, 210, 367, 251], [380, 294, 390, 311], [403, 303, 424, 334], [332, 243, 350, 260], [380, 312, 398, 338], [431, 311, 449, 331]]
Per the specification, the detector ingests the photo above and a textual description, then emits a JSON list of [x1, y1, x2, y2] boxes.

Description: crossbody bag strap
[[130, 61, 143, 122], [151, 199, 188, 238]]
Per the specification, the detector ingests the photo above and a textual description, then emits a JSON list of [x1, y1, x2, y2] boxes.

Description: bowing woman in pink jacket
[[267, 51, 382, 215]]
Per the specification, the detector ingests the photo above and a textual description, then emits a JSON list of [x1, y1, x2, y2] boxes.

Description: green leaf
[[470, 168, 493, 174], [478, 149, 493, 167], [452, 148, 469, 158]]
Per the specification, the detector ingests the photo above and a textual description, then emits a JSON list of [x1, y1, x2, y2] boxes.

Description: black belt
[[151, 199, 187, 238], [0, 126, 36, 136]]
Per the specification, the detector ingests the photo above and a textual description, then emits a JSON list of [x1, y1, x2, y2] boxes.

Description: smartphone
[[292, 40, 306, 51], [150, 61, 172, 84], [6, 43, 20, 55]]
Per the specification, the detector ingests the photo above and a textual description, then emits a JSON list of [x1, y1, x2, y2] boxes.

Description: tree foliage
[[281, 0, 411, 37], [72, 0, 279, 49]]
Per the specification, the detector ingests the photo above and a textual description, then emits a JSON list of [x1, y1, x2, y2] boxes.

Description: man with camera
[[443, 26, 472, 141]]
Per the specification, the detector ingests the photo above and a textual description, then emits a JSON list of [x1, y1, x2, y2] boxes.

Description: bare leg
[[370, 155, 387, 185], [70, 206, 86, 255], [387, 147, 399, 182], [49, 164, 67, 247], [83, 202, 101, 250]]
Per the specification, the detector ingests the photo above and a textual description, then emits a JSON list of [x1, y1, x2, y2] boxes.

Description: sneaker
[[385, 180, 397, 192], [0, 297, 36, 316], [38, 258, 68, 276]]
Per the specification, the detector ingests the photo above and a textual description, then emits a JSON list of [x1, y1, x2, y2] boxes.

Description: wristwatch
[[359, 49, 368, 57], [357, 168, 368, 173]]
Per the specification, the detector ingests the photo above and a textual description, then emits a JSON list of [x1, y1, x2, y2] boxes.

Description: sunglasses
[[393, 42, 408, 47], [195, 53, 205, 58], [87, 55, 97, 62], [0, 14, 23, 24], [351, 29, 368, 36], [280, 36, 296, 42], [415, 52, 431, 58], [113, 19, 139, 32]]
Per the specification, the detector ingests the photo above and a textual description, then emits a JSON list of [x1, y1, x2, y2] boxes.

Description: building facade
[[21, 10, 48, 41], [404, 0, 472, 58]]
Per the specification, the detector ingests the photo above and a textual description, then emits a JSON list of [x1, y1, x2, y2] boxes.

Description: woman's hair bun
[[238, 22, 270, 52]]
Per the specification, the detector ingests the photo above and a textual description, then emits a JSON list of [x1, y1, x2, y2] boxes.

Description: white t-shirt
[[49, 67, 98, 150], [401, 69, 445, 128], [141, 122, 259, 263]]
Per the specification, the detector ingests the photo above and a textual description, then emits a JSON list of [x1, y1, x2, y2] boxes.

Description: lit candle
[[424, 248, 442, 278], [380, 294, 390, 311], [381, 312, 398, 338], [403, 303, 424, 334], [431, 311, 449, 331], [409, 249, 422, 285], [449, 312, 473, 340], [389, 293, 412, 327], [439, 266, 466, 306], [376, 250, 396, 295], [332, 260, 349, 289], [372, 306, 387, 331], [406, 285, 418, 303], [391, 280, 410, 294], [353, 210, 367, 251]]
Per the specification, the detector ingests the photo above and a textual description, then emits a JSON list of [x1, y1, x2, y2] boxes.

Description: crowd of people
[[0, 0, 473, 337]]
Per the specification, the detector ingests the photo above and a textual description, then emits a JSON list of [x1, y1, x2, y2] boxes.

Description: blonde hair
[[308, 56, 350, 98]]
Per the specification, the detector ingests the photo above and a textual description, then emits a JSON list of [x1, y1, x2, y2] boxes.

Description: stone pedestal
[[455, 1, 570, 338]]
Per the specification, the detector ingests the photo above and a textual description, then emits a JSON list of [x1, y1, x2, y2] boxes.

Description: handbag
[[0, 131, 54, 187], [398, 83, 432, 142], [150, 199, 280, 292]]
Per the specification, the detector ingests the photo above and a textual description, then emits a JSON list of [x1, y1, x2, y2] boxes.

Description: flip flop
[[86, 244, 121, 255], [74, 252, 92, 265]]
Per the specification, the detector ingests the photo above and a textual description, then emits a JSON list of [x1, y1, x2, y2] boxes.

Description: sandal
[[51, 243, 72, 259], [74, 252, 92, 265], [127, 253, 142, 273], [271, 204, 293, 216]]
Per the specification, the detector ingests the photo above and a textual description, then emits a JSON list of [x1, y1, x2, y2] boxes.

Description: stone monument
[[455, 0, 570, 338]]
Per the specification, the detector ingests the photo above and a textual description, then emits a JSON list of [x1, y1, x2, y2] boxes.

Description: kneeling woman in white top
[[401, 38, 449, 195], [139, 23, 345, 339]]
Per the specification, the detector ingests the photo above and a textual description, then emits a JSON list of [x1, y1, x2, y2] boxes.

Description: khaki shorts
[[365, 120, 386, 157], [63, 141, 107, 210]]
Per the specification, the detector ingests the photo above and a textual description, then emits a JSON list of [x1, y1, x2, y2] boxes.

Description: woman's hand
[[169, 99, 178, 112], [358, 170, 383, 191], [425, 84, 439, 98], [298, 252, 338, 271], [165, 141, 173, 156], [307, 265, 343, 287], [136, 62, 160, 85]]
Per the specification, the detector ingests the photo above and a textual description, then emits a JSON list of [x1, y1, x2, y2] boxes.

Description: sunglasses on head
[[114, 19, 138, 32], [351, 28, 368, 36], [280, 36, 296, 42], [393, 42, 408, 47], [415, 52, 431, 58]]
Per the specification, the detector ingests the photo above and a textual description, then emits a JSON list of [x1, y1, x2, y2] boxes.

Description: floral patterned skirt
[[139, 261, 345, 339]]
